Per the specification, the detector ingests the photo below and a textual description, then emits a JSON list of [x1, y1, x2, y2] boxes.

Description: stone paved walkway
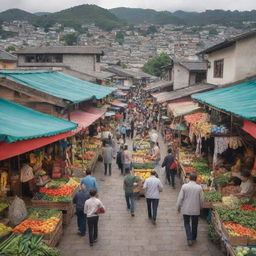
[[58, 135, 222, 256]]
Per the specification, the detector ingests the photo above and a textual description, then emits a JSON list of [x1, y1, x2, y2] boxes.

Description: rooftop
[[15, 46, 104, 55], [0, 50, 17, 62], [179, 61, 207, 72], [198, 29, 256, 54]]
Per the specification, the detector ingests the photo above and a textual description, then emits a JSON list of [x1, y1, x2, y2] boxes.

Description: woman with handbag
[[161, 148, 177, 189], [84, 189, 105, 246]]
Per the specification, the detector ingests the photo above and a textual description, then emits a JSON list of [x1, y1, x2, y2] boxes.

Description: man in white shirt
[[84, 189, 105, 246], [176, 173, 204, 246], [150, 130, 158, 143], [143, 171, 163, 224]]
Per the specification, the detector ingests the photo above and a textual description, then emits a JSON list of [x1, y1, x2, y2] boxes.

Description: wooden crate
[[202, 201, 213, 209], [248, 237, 256, 246], [222, 224, 248, 246], [43, 219, 63, 247], [31, 200, 73, 211], [63, 204, 75, 225], [42, 212, 62, 241]]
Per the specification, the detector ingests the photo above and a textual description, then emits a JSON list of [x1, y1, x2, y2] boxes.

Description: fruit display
[[0, 223, 12, 237], [204, 190, 222, 202], [13, 217, 59, 234], [132, 150, 149, 156], [85, 144, 98, 150], [223, 222, 256, 238], [133, 169, 152, 172], [235, 247, 256, 256], [134, 172, 151, 179], [0, 231, 61, 256], [133, 138, 151, 150], [192, 121, 213, 138], [84, 151, 95, 160]]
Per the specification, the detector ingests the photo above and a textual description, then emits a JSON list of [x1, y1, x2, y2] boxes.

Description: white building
[[199, 29, 256, 86]]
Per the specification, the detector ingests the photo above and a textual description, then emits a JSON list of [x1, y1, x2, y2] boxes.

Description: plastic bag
[[8, 196, 27, 226]]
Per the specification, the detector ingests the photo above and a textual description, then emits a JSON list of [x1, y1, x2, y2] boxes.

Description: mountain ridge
[[0, 5, 255, 30]]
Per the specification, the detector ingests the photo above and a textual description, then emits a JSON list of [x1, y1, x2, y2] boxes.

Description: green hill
[[34, 12, 51, 16], [0, 8, 35, 22], [32, 4, 126, 31], [111, 8, 256, 27], [110, 8, 184, 25]]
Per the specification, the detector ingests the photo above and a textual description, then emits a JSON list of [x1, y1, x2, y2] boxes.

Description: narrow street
[[58, 135, 221, 256]]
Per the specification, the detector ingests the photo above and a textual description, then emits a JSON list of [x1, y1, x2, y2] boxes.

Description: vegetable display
[[216, 207, 256, 230], [235, 247, 256, 256], [204, 190, 222, 202], [27, 208, 59, 220], [0, 201, 9, 212], [215, 174, 230, 187], [33, 177, 79, 202], [40, 185, 76, 196], [223, 222, 256, 238], [0, 230, 61, 256]]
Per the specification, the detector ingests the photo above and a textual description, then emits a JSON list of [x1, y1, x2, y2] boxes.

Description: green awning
[[0, 98, 77, 143], [192, 80, 256, 121], [0, 70, 116, 103]]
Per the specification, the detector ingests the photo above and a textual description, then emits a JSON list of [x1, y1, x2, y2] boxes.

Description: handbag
[[170, 160, 178, 170], [95, 207, 105, 214]]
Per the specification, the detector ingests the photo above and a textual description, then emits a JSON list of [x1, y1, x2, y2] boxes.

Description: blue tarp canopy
[[0, 98, 77, 143], [192, 80, 256, 121], [0, 70, 116, 103]]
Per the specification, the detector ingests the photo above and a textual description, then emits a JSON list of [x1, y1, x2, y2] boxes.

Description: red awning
[[242, 120, 256, 138], [69, 108, 105, 132], [0, 131, 72, 161]]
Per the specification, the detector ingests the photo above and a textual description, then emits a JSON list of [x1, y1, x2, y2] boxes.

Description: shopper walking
[[120, 124, 127, 143], [102, 142, 114, 176], [73, 184, 89, 236], [123, 170, 137, 216], [143, 170, 163, 224], [176, 173, 204, 246], [84, 189, 105, 246], [162, 148, 177, 188], [130, 119, 135, 139], [123, 145, 132, 174], [116, 145, 124, 175], [80, 170, 99, 196]]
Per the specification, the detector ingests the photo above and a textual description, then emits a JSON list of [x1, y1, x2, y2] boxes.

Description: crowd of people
[[73, 88, 204, 247]]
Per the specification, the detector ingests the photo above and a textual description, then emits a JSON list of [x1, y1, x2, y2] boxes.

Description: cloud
[[0, 0, 255, 13]]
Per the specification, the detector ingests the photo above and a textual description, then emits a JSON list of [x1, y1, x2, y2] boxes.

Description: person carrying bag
[[84, 189, 105, 246]]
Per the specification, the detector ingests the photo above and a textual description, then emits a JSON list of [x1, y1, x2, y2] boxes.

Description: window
[[213, 59, 224, 78], [96, 55, 101, 63], [25, 54, 63, 63]]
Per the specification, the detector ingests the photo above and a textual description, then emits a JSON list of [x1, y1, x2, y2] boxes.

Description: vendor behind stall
[[233, 171, 255, 198], [20, 161, 35, 197]]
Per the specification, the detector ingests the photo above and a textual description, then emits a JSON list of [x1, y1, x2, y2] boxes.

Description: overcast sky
[[1, 0, 255, 13]]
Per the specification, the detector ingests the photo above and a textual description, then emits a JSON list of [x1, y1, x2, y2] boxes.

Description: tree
[[115, 31, 124, 45], [60, 32, 79, 45], [142, 52, 172, 77], [5, 45, 16, 53]]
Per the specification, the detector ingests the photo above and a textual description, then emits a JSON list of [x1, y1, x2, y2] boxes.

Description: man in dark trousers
[[176, 173, 204, 246], [161, 148, 176, 188], [73, 184, 89, 236], [143, 171, 163, 224]]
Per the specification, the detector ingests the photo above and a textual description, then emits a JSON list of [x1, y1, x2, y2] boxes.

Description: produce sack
[[8, 196, 27, 226]]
